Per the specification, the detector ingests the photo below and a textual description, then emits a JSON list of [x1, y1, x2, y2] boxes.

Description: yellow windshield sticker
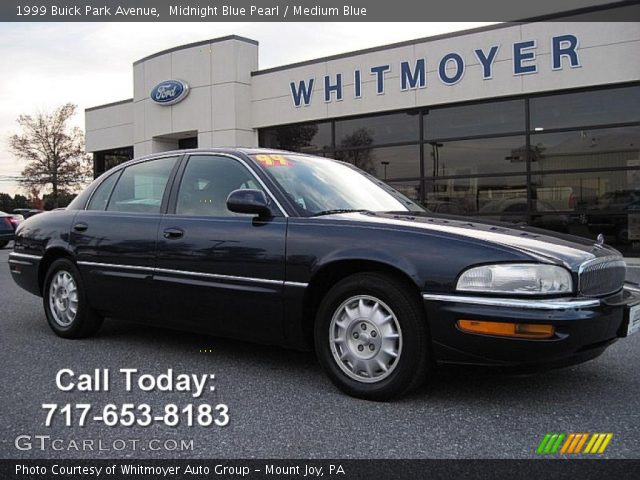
[[255, 154, 290, 167]]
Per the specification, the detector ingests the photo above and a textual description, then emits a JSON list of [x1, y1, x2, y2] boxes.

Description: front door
[[154, 153, 287, 344]]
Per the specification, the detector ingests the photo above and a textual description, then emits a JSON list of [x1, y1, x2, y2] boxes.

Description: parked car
[[587, 190, 640, 244], [479, 197, 570, 232], [13, 208, 43, 219], [1, 211, 24, 229], [425, 200, 471, 216], [8, 149, 640, 400], [0, 212, 16, 248]]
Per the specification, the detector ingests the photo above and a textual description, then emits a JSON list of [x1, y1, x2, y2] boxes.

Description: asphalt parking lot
[[1, 245, 639, 459]]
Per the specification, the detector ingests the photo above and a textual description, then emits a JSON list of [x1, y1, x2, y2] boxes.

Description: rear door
[[154, 153, 287, 343], [71, 155, 181, 321]]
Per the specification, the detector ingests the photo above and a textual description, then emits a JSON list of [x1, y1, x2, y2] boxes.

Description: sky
[[0, 22, 494, 196]]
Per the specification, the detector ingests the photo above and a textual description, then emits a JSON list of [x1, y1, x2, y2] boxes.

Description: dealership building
[[86, 5, 640, 253]]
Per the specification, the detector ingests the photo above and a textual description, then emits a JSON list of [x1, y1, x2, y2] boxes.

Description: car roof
[[109, 147, 325, 172]]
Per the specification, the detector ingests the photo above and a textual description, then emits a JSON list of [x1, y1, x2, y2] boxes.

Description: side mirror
[[226, 189, 273, 217]]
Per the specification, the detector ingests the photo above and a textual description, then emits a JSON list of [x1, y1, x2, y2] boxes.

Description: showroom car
[[8, 149, 640, 400]]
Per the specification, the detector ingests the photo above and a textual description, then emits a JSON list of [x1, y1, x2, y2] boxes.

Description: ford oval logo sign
[[150, 79, 189, 105]]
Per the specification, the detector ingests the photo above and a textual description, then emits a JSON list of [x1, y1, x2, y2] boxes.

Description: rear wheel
[[314, 272, 430, 400], [43, 258, 103, 338]]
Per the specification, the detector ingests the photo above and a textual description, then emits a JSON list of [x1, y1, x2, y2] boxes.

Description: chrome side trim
[[623, 283, 640, 295], [421, 293, 600, 310], [8, 259, 33, 266], [154, 266, 282, 286], [9, 252, 43, 261], [76, 260, 306, 288], [77, 261, 153, 272]]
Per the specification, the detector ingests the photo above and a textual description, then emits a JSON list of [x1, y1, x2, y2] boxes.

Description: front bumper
[[422, 286, 640, 368]]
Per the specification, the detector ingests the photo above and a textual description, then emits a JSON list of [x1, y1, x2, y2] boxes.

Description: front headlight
[[456, 264, 573, 295]]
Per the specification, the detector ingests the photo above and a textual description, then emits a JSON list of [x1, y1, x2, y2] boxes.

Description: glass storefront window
[[335, 112, 419, 147], [386, 180, 421, 204], [256, 84, 640, 255], [334, 144, 420, 180], [424, 99, 525, 140], [532, 170, 640, 255], [530, 126, 640, 172], [259, 122, 332, 152], [94, 147, 134, 176], [531, 170, 640, 213], [424, 176, 527, 216], [530, 85, 640, 131], [424, 136, 527, 177]]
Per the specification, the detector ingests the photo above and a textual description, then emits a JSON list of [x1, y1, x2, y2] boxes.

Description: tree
[[25, 186, 43, 209], [0, 193, 30, 212], [8, 103, 92, 208], [43, 192, 77, 210], [0, 193, 14, 212], [274, 124, 320, 151], [336, 128, 376, 175], [14, 194, 29, 209]]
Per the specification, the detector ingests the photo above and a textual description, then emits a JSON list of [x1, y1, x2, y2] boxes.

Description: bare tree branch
[[8, 103, 92, 207]]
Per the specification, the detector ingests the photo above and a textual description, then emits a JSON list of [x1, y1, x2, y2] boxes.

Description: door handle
[[163, 228, 184, 239], [73, 222, 88, 232]]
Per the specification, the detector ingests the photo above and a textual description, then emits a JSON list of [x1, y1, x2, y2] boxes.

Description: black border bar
[[4, 459, 640, 480], [0, 0, 638, 22]]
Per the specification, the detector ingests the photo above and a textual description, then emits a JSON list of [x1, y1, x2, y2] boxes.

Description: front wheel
[[43, 258, 103, 338], [314, 272, 430, 400]]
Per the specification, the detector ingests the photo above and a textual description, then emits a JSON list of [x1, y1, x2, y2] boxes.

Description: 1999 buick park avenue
[[8, 149, 640, 400]]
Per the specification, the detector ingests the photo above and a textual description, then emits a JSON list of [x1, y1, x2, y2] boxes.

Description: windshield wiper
[[310, 209, 375, 217]]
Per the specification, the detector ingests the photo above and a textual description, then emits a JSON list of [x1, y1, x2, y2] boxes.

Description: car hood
[[322, 211, 621, 270]]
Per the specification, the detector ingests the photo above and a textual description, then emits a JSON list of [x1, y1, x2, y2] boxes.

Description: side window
[[87, 171, 120, 211], [107, 157, 177, 213], [176, 155, 265, 217]]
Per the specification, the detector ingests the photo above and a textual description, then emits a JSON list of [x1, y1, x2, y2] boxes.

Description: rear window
[[106, 157, 177, 213]]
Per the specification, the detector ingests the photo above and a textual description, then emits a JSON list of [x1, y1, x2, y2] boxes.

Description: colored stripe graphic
[[584, 433, 613, 454], [573, 433, 589, 454], [536, 434, 552, 454], [560, 434, 576, 454], [597, 434, 613, 453], [537, 433, 565, 454], [549, 434, 565, 454], [538, 433, 613, 455]]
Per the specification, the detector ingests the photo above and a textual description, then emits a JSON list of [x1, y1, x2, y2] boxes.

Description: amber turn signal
[[457, 319, 555, 339]]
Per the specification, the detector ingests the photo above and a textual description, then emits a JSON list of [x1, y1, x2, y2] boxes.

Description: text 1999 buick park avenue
[[8, 149, 640, 400]]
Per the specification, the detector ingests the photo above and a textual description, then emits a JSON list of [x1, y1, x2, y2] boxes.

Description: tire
[[314, 272, 430, 401], [43, 258, 103, 338], [0, 241, 8, 249]]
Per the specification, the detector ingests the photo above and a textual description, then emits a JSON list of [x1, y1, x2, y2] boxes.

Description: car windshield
[[251, 153, 424, 216]]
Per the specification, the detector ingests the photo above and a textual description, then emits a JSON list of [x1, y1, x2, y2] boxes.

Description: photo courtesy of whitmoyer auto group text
[[0, 0, 639, 478]]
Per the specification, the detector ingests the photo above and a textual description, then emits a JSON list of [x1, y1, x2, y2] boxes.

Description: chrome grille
[[578, 256, 626, 297]]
